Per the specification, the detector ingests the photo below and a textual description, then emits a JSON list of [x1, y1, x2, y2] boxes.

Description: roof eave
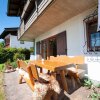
[[0, 27, 18, 39]]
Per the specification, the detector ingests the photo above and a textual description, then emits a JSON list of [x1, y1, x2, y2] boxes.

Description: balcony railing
[[25, 0, 53, 31], [18, 21, 25, 39], [18, 0, 53, 39], [21, 0, 31, 19]]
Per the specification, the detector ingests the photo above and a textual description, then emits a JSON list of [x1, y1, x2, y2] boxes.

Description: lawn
[[0, 72, 5, 100], [0, 64, 5, 100], [0, 64, 4, 71]]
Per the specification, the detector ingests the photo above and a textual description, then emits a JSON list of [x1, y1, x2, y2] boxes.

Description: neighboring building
[[7, 0, 100, 81], [0, 27, 33, 49]]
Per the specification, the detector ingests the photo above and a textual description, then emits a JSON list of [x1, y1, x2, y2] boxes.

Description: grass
[[0, 64, 5, 71], [0, 72, 5, 100]]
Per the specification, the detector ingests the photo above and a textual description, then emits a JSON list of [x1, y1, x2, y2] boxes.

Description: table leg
[[52, 72, 56, 78], [50, 72, 58, 100], [40, 67, 42, 73], [47, 70, 50, 74], [18, 75, 23, 84], [60, 70, 68, 92]]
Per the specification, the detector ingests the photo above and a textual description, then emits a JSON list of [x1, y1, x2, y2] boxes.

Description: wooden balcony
[[18, 0, 97, 41], [18, 0, 53, 41]]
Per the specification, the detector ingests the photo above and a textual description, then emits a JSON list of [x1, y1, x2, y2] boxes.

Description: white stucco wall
[[34, 6, 100, 81], [10, 35, 33, 49]]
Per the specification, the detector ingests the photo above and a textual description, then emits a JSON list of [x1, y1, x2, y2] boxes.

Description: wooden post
[[18, 75, 23, 84], [60, 70, 68, 92]]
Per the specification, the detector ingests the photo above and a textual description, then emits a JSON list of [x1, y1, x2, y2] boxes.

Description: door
[[56, 31, 67, 55], [49, 37, 57, 57]]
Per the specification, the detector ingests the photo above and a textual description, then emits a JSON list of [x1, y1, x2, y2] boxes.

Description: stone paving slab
[[4, 71, 33, 100], [4, 71, 94, 100]]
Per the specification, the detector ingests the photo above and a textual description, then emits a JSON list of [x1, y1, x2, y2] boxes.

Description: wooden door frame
[[40, 35, 57, 59], [40, 30, 67, 59]]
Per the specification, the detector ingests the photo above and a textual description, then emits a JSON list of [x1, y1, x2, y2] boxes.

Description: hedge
[[0, 48, 31, 64]]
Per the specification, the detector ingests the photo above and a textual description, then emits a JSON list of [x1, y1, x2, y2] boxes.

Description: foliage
[[0, 41, 4, 48], [0, 62, 17, 71], [10, 61, 17, 69], [96, 84, 100, 88], [30, 47, 34, 54], [5, 59, 11, 66], [0, 64, 5, 71], [83, 78, 93, 89], [83, 78, 100, 100], [89, 92, 100, 100], [13, 53, 25, 61], [89, 87, 100, 100], [0, 48, 31, 64], [19, 48, 30, 60], [0, 72, 5, 100]]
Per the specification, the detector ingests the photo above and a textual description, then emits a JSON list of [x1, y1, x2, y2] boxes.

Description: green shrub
[[0, 48, 31, 64], [11, 62, 17, 69], [13, 53, 25, 61], [0, 64, 5, 71], [5, 59, 11, 66], [17, 48, 30, 60], [96, 84, 100, 88], [83, 78, 93, 89], [0, 48, 17, 63], [89, 89, 100, 99]]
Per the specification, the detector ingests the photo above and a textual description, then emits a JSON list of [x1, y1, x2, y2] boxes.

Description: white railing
[[18, 0, 53, 39], [21, 0, 30, 19], [18, 21, 25, 39], [17, 28, 20, 40]]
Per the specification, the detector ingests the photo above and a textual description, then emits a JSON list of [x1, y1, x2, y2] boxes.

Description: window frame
[[86, 18, 100, 51], [20, 40, 24, 44]]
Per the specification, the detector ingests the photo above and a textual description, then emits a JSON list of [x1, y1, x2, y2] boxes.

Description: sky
[[0, 0, 20, 41]]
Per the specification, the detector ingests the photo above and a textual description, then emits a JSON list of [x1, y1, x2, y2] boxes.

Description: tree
[[0, 41, 4, 48]]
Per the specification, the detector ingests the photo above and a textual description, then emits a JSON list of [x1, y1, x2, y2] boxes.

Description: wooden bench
[[17, 60, 28, 84], [17, 60, 50, 90], [17, 59, 61, 100]]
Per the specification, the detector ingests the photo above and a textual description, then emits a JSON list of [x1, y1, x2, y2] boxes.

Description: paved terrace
[[4, 71, 92, 100]]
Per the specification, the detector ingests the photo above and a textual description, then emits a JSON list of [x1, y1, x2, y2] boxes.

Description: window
[[20, 41, 24, 44], [5, 38, 10, 46], [86, 19, 100, 51]]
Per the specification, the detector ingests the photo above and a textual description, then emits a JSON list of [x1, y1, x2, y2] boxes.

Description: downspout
[[33, 39, 35, 55], [35, 0, 38, 16], [97, 0, 100, 31]]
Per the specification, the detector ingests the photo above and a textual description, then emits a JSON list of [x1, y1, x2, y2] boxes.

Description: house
[[7, 0, 100, 81], [0, 27, 33, 49]]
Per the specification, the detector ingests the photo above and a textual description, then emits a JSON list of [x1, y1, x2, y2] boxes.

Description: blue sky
[[0, 0, 20, 41]]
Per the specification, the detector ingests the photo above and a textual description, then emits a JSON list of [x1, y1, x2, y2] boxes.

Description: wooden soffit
[[20, 0, 97, 41]]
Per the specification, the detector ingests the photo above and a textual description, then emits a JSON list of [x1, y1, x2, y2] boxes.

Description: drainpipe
[[33, 39, 35, 55], [35, 0, 38, 16], [97, 0, 100, 31]]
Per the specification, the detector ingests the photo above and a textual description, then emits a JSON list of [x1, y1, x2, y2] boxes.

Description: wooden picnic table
[[29, 60, 69, 92]]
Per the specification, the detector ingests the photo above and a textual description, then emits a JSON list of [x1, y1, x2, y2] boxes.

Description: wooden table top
[[29, 60, 69, 71]]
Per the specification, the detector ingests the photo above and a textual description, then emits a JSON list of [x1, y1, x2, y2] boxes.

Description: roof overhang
[[20, 0, 98, 41], [7, 0, 26, 16], [0, 28, 18, 39]]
